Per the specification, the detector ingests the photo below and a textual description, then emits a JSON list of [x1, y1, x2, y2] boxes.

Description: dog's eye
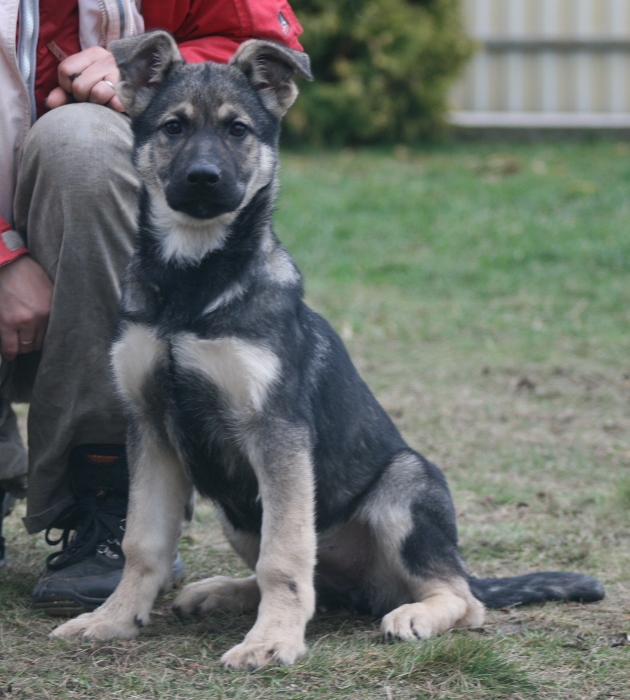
[[229, 122, 248, 138], [163, 120, 183, 135]]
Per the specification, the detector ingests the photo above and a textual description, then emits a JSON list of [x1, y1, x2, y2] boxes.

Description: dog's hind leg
[[173, 514, 261, 617], [220, 425, 317, 670], [51, 424, 192, 640], [174, 575, 260, 617], [380, 578, 483, 641], [359, 451, 484, 641]]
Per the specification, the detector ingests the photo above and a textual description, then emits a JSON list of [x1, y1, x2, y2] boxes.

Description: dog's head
[[111, 31, 312, 221]]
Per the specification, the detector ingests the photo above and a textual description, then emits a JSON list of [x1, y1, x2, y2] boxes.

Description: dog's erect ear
[[111, 31, 183, 117], [230, 40, 313, 118]]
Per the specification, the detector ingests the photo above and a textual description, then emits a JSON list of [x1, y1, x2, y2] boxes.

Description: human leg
[[11, 103, 183, 613], [13, 103, 138, 534]]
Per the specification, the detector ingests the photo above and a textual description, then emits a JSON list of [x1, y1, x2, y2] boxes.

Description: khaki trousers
[[0, 103, 139, 533]]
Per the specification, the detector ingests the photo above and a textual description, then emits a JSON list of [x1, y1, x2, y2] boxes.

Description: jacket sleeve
[[144, 0, 304, 64], [0, 217, 28, 267]]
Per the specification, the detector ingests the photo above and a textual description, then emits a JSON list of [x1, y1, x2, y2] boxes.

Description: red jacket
[[0, 0, 303, 266]]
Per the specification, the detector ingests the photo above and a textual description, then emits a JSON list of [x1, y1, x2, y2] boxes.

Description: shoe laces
[[44, 491, 127, 571]]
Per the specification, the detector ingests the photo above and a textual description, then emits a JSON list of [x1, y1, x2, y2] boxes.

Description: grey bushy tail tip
[[470, 572, 605, 608]]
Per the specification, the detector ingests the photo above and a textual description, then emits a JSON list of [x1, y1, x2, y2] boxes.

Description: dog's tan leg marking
[[174, 575, 261, 617], [221, 435, 317, 670], [381, 578, 485, 641], [51, 429, 192, 641], [173, 335, 315, 667]]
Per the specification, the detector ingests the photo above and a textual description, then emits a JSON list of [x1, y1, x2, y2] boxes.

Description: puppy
[[52, 31, 604, 669]]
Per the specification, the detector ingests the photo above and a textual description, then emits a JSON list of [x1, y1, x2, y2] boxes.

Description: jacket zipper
[[17, 0, 40, 123]]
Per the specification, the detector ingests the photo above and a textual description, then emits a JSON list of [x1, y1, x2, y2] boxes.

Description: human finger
[[45, 85, 71, 110], [107, 93, 125, 112], [33, 315, 49, 351], [87, 78, 125, 110], [16, 312, 48, 354], [66, 57, 120, 103], [57, 46, 112, 94], [18, 334, 36, 354], [46, 80, 124, 112], [0, 328, 20, 362]]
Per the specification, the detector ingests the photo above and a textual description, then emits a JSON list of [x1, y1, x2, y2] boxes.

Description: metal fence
[[450, 0, 630, 127]]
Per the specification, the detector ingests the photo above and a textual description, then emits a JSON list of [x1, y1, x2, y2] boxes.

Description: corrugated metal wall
[[450, 0, 630, 127]]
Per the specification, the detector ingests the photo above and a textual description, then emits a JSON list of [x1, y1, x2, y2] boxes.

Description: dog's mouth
[[166, 188, 245, 220], [168, 198, 239, 220], [162, 154, 247, 220]]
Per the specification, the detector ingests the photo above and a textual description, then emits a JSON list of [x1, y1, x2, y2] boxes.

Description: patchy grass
[[2, 141, 630, 699]]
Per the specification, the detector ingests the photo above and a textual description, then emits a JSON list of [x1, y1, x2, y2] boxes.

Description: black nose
[[186, 164, 221, 187]]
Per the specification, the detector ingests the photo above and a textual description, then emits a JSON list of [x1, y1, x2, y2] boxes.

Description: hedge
[[285, 0, 474, 145]]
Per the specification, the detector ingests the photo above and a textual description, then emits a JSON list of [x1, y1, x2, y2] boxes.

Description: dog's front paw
[[173, 575, 259, 618], [50, 608, 145, 642], [221, 631, 307, 670]]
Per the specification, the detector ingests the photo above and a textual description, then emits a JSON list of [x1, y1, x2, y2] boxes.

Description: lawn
[[1, 141, 629, 699]]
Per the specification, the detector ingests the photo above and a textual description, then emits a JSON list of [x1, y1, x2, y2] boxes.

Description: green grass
[[2, 141, 629, 699], [277, 144, 630, 368]]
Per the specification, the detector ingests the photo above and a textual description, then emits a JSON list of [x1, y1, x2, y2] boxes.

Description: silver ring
[[19, 340, 34, 346], [102, 80, 116, 90]]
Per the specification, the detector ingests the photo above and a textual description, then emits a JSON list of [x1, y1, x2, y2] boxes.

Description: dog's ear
[[230, 40, 313, 118], [111, 31, 183, 117]]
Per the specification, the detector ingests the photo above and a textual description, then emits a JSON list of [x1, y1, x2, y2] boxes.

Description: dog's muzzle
[[167, 160, 244, 219]]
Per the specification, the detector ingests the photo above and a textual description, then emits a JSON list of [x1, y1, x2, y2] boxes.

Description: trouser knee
[[15, 103, 137, 256]]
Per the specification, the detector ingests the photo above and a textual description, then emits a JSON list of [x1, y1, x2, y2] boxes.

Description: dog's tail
[[468, 571, 605, 608]]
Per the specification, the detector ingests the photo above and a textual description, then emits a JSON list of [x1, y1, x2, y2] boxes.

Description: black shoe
[[32, 445, 184, 616], [0, 487, 16, 567]]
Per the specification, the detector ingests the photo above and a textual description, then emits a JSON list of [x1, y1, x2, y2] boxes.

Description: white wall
[[451, 0, 630, 126]]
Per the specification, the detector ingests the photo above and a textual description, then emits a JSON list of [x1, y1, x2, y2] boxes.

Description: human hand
[[0, 256, 53, 361], [46, 46, 124, 112]]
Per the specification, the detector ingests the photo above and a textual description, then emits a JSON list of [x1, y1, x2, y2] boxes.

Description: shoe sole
[[33, 595, 100, 617], [33, 567, 186, 617]]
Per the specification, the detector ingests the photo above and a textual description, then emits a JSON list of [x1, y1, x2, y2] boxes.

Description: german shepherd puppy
[[52, 31, 604, 669]]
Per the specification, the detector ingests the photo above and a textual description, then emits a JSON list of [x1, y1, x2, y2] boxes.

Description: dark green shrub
[[286, 0, 474, 145]]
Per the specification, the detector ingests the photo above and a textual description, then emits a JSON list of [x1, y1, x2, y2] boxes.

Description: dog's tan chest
[[171, 333, 280, 412], [112, 324, 280, 414]]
